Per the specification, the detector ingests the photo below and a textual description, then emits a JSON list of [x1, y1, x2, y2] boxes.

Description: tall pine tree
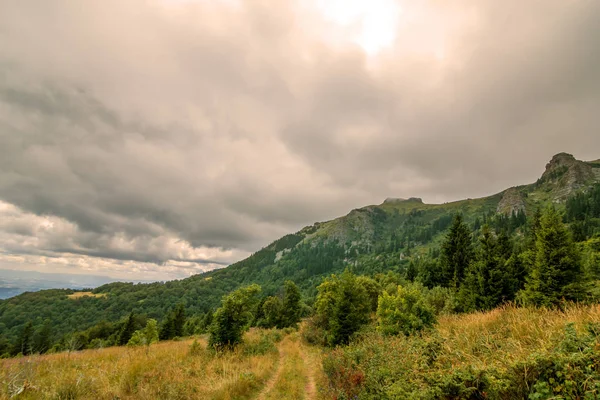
[[520, 207, 583, 306], [119, 312, 136, 346], [172, 304, 186, 338], [440, 214, 474, 288], [459, 225, 505, 311], [13, 321, 34, 355]]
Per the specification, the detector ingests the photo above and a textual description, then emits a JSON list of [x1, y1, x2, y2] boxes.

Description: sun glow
[[316, 0, 401, 55]]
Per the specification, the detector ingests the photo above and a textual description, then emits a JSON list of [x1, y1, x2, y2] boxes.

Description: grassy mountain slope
[[1, 153, 599, 345]]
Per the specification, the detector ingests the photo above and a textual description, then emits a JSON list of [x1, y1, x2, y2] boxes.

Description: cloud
[[0, 0, 599, 278]]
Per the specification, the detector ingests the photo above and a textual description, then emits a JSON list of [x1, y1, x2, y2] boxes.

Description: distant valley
[[0, 269, 147, 299]]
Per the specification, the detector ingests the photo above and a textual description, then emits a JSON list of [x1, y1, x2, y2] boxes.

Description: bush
[[208, 284, 261, 350], [127, 319, 159, 347], [188, 339, 203, 356], [314, 270, 371, 346], [301, 317, 327, 346], [377, 283, 436, 336]]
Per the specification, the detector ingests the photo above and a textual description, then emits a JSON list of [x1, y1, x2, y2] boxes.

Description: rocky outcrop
[[538, 153, 596, 201], [497, 187, 526, 215]]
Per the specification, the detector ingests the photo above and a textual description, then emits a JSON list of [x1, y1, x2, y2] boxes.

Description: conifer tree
[[459, 225, 505, 311], [119, 312, 136, 346], [440, 214, 474, 288], [520, 207, 584, 306], [33, 319, 53, 354], [159, 315, 175, 340], [172, 304, 186, 337], [15, 321, 34, 355]]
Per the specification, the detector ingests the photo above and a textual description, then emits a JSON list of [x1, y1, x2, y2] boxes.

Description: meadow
[[0, 329, 321, 400], [3, 304, 600, 399]]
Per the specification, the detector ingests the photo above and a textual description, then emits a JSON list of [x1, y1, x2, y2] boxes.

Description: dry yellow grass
[[436, 303, 600, 370], [0, 331, 279, 400], [66, 292, 107, 299]]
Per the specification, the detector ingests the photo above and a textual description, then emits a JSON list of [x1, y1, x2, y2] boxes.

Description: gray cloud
[[0, 0, 599, 278]]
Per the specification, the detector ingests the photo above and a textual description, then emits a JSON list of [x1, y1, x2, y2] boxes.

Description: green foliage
[[520, 207, 584, 306], [315, 271, 371, 346], [261, 296, 283, 328], [377, 283, 436, 336], [566, 183, 600, 241], [208, 284, 261, 350], [0, 335, 9, 357], [119, 312, 136, 346], [13, 321, 33, 356], [127, 319, 159, 347], [356, 276, 382, 312], [459, 225, 509, 311], [280, 280, 302, 328], [440, 214, 474, 287], [160, 304, 186, 340], [32, 319, 53, 354]]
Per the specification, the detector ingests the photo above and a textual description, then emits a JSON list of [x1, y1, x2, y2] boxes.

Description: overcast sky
[[0, 0, 599, 281]]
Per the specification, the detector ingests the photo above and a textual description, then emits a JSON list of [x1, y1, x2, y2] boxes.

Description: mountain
[[1, 153, 599, 347]]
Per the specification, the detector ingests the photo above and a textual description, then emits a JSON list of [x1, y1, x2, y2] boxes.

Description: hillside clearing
[[66, 292, 107, 300]]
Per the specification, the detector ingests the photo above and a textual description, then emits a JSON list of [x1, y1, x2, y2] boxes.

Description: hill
[[1, 152, 599, 353]]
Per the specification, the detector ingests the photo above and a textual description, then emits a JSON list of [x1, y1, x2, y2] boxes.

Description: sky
[[0, 0, 599, 281]]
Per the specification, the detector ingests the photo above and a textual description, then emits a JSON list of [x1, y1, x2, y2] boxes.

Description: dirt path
[[255, 334, 317, 400], [300, 345, 316, 400], [256, 343, 286, 400]]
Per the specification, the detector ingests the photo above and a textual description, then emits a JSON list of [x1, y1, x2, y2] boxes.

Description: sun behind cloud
[[316, 0, 401, 54]]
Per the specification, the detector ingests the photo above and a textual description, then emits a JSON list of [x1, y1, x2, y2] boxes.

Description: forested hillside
[[1, 153, 599, 357]]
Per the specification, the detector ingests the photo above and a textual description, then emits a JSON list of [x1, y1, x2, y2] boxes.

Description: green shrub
[[377, 283, 436, 336], [208, 284, 261, 350], [315, 270, 371, 346]]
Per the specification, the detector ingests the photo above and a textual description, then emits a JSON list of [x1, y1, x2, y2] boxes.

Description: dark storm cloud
[[0, 0, 599, 278]]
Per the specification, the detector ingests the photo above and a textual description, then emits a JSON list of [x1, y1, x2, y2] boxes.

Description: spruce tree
[[119, 312, 136, 346], [460, 225, 505, 311], [440, 214, 474, 288], [159, 315, 175, 340], [15, 321, 34, 355], [172, 304, 186, 338], [520, 207, 583, 306]]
